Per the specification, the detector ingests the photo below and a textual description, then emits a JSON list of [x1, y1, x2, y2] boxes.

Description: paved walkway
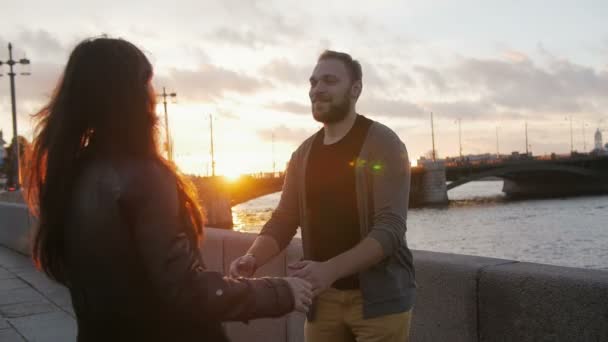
[[0, 246, 76, 341]]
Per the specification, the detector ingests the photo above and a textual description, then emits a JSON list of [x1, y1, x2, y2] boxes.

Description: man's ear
[[351, 81, 362, 100]]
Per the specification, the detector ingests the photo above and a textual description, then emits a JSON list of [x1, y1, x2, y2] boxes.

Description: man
[[230, 50, 415, 341]]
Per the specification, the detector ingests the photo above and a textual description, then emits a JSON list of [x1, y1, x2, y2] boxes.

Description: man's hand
[[288, 260, 338, 295], [229, 254, 256, 278]]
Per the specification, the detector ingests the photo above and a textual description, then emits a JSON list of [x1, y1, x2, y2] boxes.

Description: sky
[[0, 0, 607, 176]]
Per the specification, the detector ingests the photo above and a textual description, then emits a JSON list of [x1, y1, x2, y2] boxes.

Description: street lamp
[[495, 125, 500, 158], [525, 121, 529, 156], [430, 112, 436, 162], [157, 87, 177, 163], [581, 121, 589, 152], [455, 118, 463, 159], [271, 131, 276, 176], [0, 43, 31, 190], [208, 113, 216, 177], [565, 116, 574, 154]]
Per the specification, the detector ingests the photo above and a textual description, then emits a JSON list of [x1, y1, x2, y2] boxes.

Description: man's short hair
[[318, 50, 362, 83]]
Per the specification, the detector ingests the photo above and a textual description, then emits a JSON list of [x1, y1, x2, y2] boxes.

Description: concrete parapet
[[478, 262, 608, 342], [201, 228, 304, 342], [220, 230, 289, 342], [1, 202, 607, 341], [0, 202, 31, 254], [412, 251, 515, 342]]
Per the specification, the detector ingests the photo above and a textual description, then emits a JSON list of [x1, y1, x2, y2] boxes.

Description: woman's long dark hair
[[26, 37, 204, 284]]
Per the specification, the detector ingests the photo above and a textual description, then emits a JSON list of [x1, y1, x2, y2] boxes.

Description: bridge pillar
[[194, 177, 234, 229], [410, 161, 448, 207]]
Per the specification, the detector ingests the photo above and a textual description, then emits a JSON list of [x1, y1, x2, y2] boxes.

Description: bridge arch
[[446, 163, 604, 191]]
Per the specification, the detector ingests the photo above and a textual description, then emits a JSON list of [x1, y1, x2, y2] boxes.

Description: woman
[[26, 37, 311, 341]]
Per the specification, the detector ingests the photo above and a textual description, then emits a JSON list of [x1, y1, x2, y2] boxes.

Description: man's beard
[[311, 92, 351, 124]]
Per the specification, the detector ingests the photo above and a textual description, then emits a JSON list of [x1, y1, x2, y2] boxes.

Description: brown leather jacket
[[64, 158, 293, 341]]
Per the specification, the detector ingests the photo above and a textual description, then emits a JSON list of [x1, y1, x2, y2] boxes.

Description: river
[[232, 181, 608, 271]]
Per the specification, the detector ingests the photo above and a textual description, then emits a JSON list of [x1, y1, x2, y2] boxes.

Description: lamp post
[[271, 131, 276, 176], [209, 113, 216, 177], [581, 122, 588, 152], [525, 121, 529, 156], [566, 115, 574, 154], [430, 112, 436, 161], [455, 118, 463, 159], [496, 126, 500, 158], [157, 87, 177, 163], [0, 43, 31, 190]]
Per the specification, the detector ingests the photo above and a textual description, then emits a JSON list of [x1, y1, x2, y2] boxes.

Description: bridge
[[189, 154, 608, 227], [444, 154, 608, 197], [190, 172, 285, 207], [188, 173, 285, 228]]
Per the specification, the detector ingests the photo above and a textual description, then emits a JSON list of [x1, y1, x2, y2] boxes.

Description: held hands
[[229, 254, 256, 278], [229, 254, 313, 313], [288, 260, 338, 296]]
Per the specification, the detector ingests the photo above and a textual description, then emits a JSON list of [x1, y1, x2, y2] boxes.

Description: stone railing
[[1, 201, 607, 341]]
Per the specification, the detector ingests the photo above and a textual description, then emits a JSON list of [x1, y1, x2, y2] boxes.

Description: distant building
[[434, 153, 506, 167], [595, 129, 603, 151], [591, 128, 607, 156], [417, 156, 446, 167]]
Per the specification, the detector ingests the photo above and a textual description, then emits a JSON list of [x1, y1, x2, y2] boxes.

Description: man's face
[[309, 59, 357, 124]]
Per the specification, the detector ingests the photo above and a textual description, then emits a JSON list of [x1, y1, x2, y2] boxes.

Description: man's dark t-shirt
[[305, 114, 373, 290]]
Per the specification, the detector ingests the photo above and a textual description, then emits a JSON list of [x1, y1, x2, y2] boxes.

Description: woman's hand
[[283, 277, 313, 313]]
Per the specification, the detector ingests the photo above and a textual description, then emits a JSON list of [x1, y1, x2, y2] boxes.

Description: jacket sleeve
[[120, 161, 294, 322], [259, 152, 300, 251], [366, 129, 411, 257]]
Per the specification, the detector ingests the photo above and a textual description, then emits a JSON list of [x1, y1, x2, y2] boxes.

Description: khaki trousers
[[305, 288, 412, 342]]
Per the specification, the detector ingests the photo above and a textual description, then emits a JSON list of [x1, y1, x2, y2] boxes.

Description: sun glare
[[222, 169, 243, 182]]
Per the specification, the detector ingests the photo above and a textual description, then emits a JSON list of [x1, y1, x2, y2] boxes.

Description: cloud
[[257, 125, 316, 145], [159, 64, 271, 102], [240, 4, 304, 41], [0, 30, 93, 117], [502, 50, 530, 63], [361, 63, 396, 91], [17, 30, 65, 58], [206, 27, 278, 49], [408, 54, 608, 118], [359, 97, 425, 119], [348, 16, 374, 35], [421, 100, 497, 120], [2, 29, 86, 64], [266, 101, 310, 115], [376, 63, 416, 88], [205, 1, 304, 49], [216, 108, 240, 120], [261, 58, 311, 86], [455, 57, 608, 113], [413, 65, 448, 93], [0, 62, 63, 108]]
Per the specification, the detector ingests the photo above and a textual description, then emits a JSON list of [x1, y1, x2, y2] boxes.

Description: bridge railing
[[241, 172, 285, 179], [441, 153, 608, 169]]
